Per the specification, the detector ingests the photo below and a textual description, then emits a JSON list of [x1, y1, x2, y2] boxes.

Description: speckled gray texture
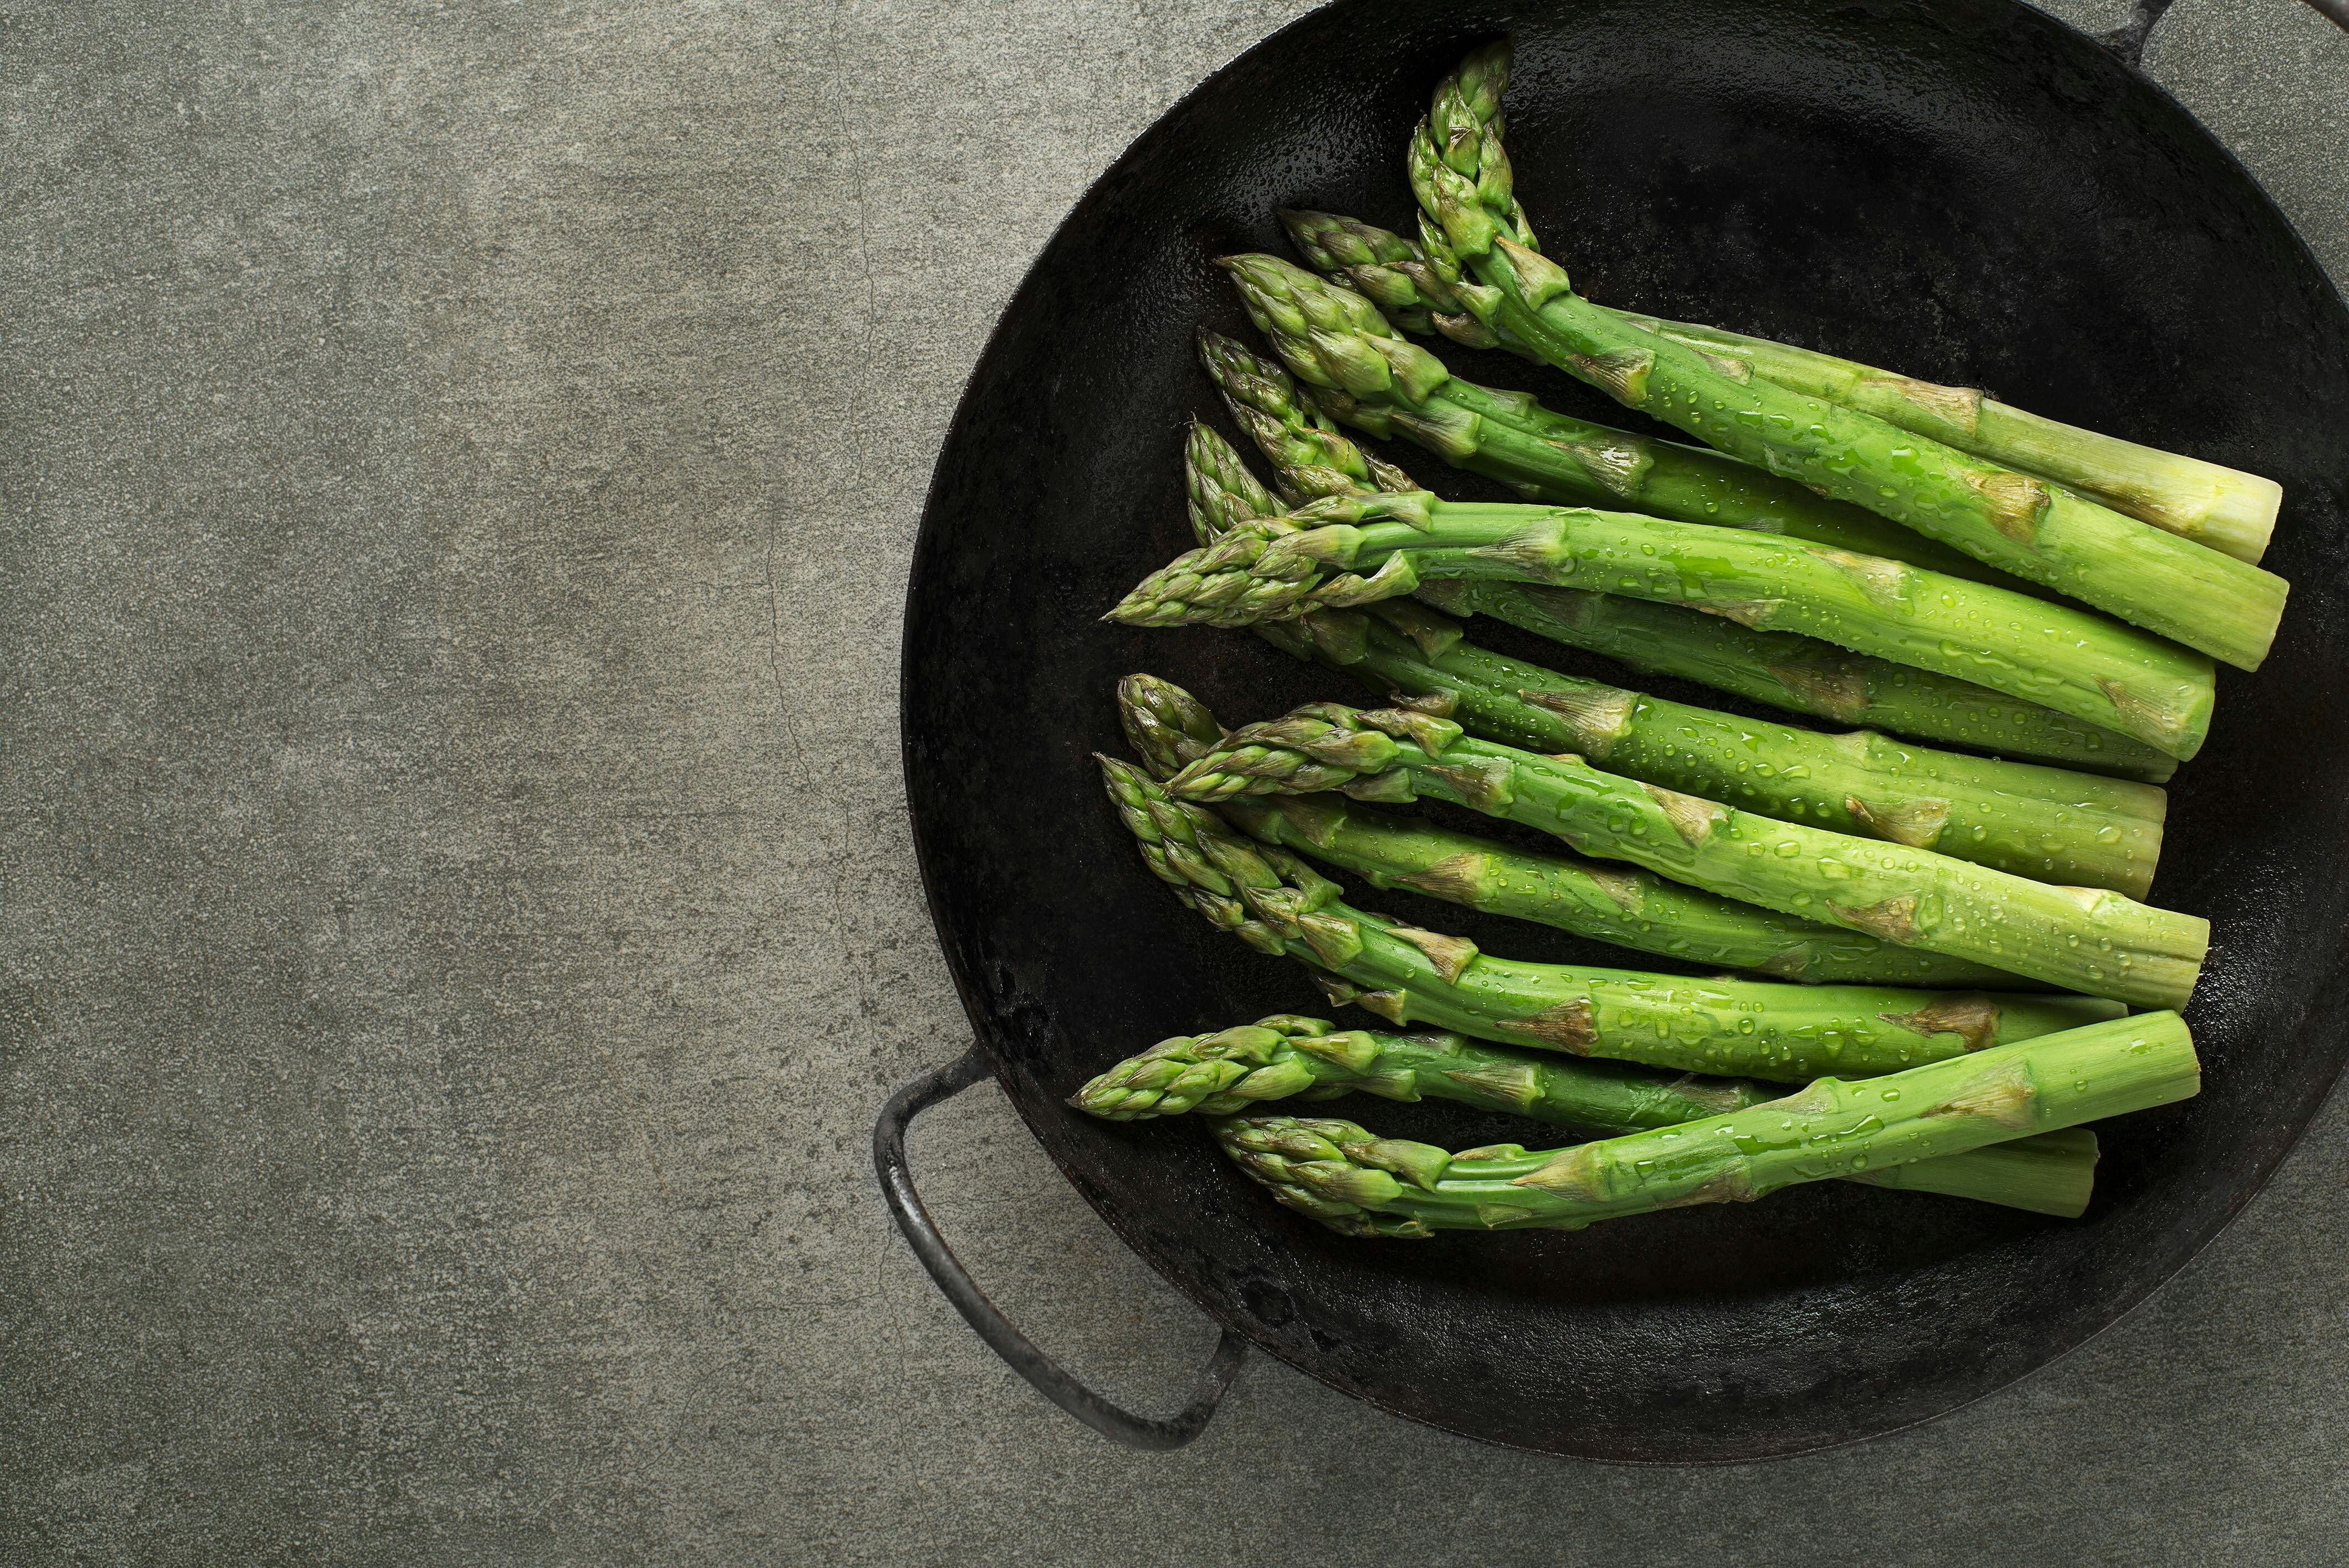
[[2, 2, 2344, 1563]]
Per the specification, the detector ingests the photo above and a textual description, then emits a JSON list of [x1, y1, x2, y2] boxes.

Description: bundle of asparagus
[[1184, 378, 2177, 781], [1403, 43, 2286, 668], [1212, 1012, 2197, 1236], [1052, 35, 2274, 1242], [1100, 752, 2119, 1082], [1277, 209, 2279, 562], [1118, 672, 2033, 987], [1177, 421, 2168, 893], [1204, 269, 2025, 590], [1075, 1014, 2105, 1217], [1161, 701, 2206, 1008]]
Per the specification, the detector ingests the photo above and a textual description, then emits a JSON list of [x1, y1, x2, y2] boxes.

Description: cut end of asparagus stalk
[[1977, 399, 2282, 562]]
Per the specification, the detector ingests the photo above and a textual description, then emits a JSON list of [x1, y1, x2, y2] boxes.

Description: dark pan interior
[[899, 0, 2349, 1461]]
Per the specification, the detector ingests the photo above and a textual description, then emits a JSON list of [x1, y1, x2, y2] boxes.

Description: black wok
[[879, 0, 2349, 1461]]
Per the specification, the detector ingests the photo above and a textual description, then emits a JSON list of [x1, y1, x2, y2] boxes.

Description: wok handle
[[872, 1046, 1247, 1450], [2105, 0, 2346, 67]]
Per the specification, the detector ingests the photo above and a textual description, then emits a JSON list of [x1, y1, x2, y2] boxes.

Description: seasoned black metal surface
[[898, 0, 2349, 1461]]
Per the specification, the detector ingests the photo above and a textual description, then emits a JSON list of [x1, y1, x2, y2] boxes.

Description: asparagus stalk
[[1103, 752, 2121, 1081], [1075, 1013, 2100, 1216], [1177, 423, 2167, 892], [1185, 402, 2178, 783], [1163, 701, 2210, 1008], [1109, 487, 2217, 760], [1406, 43, 2288, 670], [1271, 602, 2165, 895], [1211, 1011, 2196, 1235], [1204, 280, 2022, 592], [1426, 579, 2180, 782], [1281, 208, 2280, 562], [1086, 1013, 1772, 1128], [1120, 672, 2034, 987]]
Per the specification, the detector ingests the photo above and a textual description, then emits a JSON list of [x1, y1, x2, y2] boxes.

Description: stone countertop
[[3, 2, 2345, 1563]]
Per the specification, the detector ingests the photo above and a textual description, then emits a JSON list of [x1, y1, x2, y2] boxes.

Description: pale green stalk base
[[1611, 309, 2282, 565]]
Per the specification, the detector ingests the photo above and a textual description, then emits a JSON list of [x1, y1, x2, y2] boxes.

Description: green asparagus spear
[[1163, 701, 2209, 1008], [1119, 672, 2032, 986], [1604, 312, 2281, 563], [1108, 487, 2216, 759], [1279, 208, 2279, 563], [1425, 579, 2180, 782], [1406, 41, 2287, 669], [1075, 1013, 2099, 1216], [1184, 400, 2178, 783], [1204, 280, 2022, 591], [1085, 1013, 1770, 1127], [1210, 1011, 2195, 1235], [1176, 423, 2167, 892], [1103, 752, 2121, 1081]]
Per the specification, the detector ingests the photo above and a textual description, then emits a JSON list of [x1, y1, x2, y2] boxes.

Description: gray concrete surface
[[2, 1, 2344, 1562]]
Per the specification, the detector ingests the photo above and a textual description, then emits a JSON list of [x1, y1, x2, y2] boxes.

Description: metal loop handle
[[2104, 0, 2346, 70], [872, 1046, 1247, 1450], [2101, 0, 2181, 65]]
